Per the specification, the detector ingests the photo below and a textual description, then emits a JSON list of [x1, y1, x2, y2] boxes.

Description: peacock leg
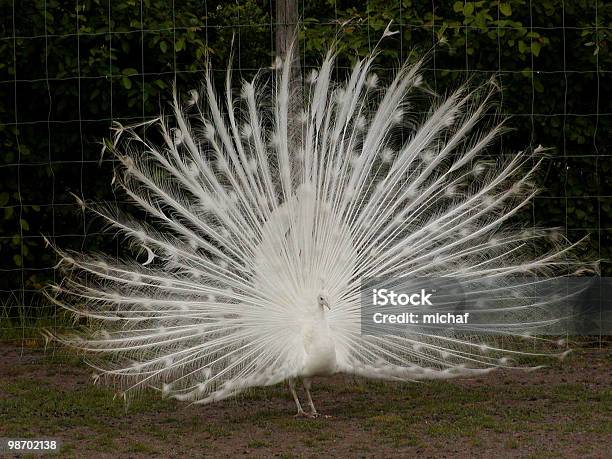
[[289, 378, 307, 417], [302, 378, 320, 418]]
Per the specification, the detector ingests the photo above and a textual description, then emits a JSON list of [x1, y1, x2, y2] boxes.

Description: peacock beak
[[318, 292, 330, 310]]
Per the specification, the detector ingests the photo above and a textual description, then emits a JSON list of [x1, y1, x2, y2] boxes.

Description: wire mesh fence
[[0, 0, 609, 345]]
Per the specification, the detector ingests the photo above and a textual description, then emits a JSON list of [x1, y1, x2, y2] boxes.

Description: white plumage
[[49, 46, 590, 417]]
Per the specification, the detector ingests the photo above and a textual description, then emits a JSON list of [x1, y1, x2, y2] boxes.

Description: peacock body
[[50, 43, 590, 416]]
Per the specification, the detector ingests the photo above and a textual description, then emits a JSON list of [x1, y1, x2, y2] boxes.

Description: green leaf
[[534, 79, 544, 93], [453, 2, 463, 13], [499, 3, 512, 17], [122, 67, 138, 76], [13, 254, 22, 267], [0, 192, 9, 206], [160, 41, 168, 53], [121, 76, 132, 90], [20, 218, 29, 231], [464, 3, 474, 15], [531, 41, 541, 56]]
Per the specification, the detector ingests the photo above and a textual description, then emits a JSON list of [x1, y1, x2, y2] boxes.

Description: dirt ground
[[0, 342, 610, 458]]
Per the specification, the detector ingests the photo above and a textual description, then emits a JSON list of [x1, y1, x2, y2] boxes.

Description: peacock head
[[317, 292, 330, 311]]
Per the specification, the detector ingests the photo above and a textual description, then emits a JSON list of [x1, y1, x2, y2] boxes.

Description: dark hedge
[[0, 0, 609, 318]]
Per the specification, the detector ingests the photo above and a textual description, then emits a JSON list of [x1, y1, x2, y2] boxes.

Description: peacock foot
[[294, 410, 309, 418], [307, 412, 332, 419]]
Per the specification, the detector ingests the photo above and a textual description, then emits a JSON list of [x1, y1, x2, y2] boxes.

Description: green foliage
[[0, 0, 609, 319]]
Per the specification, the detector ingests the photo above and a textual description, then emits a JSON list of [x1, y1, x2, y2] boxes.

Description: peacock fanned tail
[[48, 46, 593, 405]]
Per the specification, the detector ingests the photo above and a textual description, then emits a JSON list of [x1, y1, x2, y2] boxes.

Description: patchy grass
[[0, 343, 610, 458], [1, 379, 176, 437], [247, 439, 272, 448]]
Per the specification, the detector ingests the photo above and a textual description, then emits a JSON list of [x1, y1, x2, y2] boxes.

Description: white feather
[[49, 48, 591, 412]]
